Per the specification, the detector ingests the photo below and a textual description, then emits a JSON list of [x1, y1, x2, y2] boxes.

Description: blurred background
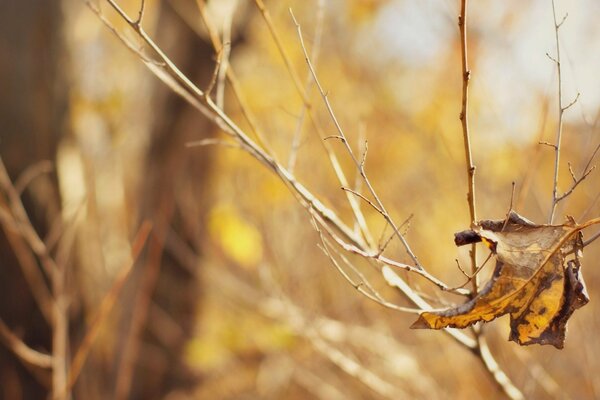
[[1, 0, 600, 399]]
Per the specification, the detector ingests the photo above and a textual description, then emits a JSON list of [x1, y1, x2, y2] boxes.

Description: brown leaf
[[411, 211, 590, 349]]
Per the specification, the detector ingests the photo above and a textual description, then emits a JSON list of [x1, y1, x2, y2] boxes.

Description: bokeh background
[[1, 0, 600, 399]]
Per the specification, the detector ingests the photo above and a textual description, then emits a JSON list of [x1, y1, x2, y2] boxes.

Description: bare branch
[[548, 0, 576, 223], [458, 0, 479, 294]]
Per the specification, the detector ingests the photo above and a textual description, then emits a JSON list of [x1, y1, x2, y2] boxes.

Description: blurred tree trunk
[[111, 3, 246, 399], [0, 0, 68, 399]]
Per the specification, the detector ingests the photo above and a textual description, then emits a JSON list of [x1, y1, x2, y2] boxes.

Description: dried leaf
[[411, 211, 591, 349]]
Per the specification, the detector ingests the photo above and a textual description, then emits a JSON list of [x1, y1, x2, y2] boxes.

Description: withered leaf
[[411, 211, 590, 349]]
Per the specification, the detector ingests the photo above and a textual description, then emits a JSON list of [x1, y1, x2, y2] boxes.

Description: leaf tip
[[410, 314, 433, 329]]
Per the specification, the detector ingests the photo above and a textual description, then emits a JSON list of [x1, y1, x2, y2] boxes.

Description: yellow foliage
[[184, 302, 295, 369], [208, 204, 264, 268]]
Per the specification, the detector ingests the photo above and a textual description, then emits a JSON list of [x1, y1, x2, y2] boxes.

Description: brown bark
[[112, 4, 235, 399], [0, 0, 68, 399]]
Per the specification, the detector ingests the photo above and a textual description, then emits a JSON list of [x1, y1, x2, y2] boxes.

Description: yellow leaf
[[412, 211, 591, 349]]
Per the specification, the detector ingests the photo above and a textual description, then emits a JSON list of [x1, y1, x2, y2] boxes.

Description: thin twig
[[555, 142, 600, 203], [0, 317, 53, 369], [501, 182, 517, 232], [477, 336, 525, 400], [448, 252, 493, 291], [0, 158, 59, 278], [14, 161, 54, 196], [253, 0, 309, 104], [216, 5, 233, 109], [317, 236, 420, 315], [458, 0, 478, 293], [583, 229, 600, 248], [88, 5, 536, 398], [185, 138, 243, 150], [114, 217, 168, 400], [314, 211, 469, 296], [204, 47, 223, 99], [548, 1, 576, 223], [65, 221, 152, 394], [133, 0, 146, 25], [89, 0, 368, 253], [288, 0, 325, 173], [291, 9, 421, 269], [194, 0, 273, 155], [377, 214, 413, 256], [341, 187, 383, 215], [0, 203, 54, 323], [252, 1, 374, 247]]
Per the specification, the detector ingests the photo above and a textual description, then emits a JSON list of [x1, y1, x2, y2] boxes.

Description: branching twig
[[90, 3, 534, 399], [313, 210, 469, 296], [0, 157, 71, 399], [548, 1, 576, 223], [316, 232, 420, 315], [555, 142, 600, 203], [448, 252, 493, 291], [290, 9, 421, 269], [89, 0, 368, 253], [252, 1, 374, 246]]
